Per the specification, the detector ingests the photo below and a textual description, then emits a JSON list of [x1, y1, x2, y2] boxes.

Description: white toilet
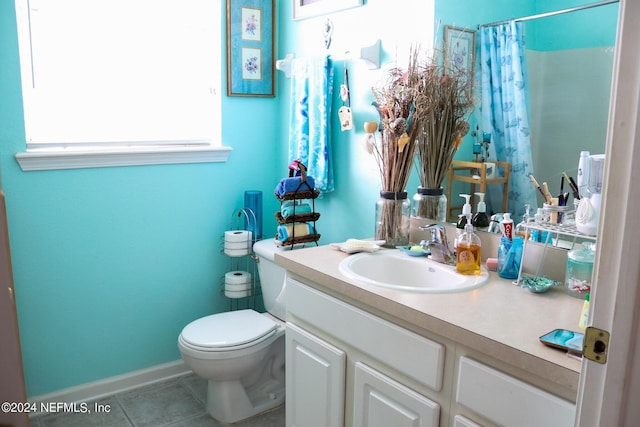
[[178, 238, 288, 423]]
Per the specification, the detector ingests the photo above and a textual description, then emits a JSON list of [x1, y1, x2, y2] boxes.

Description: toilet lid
[[180, 309, 277, 350]]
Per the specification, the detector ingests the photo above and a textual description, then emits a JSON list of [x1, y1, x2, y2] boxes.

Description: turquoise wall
[[1, 0, 284, 397], [529, 0, 618, 50], [0, 0, 617, 397]]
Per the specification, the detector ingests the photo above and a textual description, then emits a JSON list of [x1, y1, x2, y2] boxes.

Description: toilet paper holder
[[220, 208, 261, 310]]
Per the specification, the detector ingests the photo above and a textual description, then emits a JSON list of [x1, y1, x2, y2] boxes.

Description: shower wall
[[528, 46, 614, 191]]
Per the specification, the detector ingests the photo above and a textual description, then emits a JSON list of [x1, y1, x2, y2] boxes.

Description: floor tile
[[180, 374, 207, 405], [233, 405, 285, 427], [116, 381, 205, 427], [163, 413, 222, 427], [38, 397, 132, 427], [32, 374, 285, 427]]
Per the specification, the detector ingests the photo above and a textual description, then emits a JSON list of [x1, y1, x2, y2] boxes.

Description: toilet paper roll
[[224, 247, 251, 257], [225, 271, 251, 285], [224, 240, 251, 251], [225, 282, 250, 292], [224, 230, 252, 243], [225, 289, 252, 298]]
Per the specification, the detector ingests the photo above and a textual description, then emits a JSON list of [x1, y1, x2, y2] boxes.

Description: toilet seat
[[180, 309, 278, 352]]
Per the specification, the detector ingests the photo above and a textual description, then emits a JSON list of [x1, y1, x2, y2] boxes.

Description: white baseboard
[[29, 359, 190, 416]]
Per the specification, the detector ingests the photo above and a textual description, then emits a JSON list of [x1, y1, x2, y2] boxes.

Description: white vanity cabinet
[[284, 274, 579, 427], [286, 277, 446, 427], [276, 244, 582, 427]]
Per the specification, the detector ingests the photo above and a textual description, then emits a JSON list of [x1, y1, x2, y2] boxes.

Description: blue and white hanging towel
[[288, 56, 334, 193]]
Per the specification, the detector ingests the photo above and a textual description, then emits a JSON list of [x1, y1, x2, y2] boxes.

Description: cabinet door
[[286, 323, 346, 427], [353, 362, 440, 427]]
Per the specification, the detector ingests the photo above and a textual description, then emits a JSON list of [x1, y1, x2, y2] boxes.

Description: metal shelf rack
[[516, 218, 596, 285], [220, 208, 261, 311]]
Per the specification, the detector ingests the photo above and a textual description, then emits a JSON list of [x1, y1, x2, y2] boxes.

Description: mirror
[[450, 2, 620, 227], [526, 3, 618, 212]]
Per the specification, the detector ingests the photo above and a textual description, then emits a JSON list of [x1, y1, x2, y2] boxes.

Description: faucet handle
[[418, 223, 455, 265], [419, 223, 447, 241], [419, 223, 444, 231]]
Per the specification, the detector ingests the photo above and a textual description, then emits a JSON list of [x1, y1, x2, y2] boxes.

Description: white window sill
[[15, 145, 232, 171]]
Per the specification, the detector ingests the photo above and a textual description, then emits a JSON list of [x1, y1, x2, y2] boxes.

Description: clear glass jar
[[565, 242, 595, 299], [543, 202, 571, 225], [375, 191, 410, 248], [412, 187, 447, 222]]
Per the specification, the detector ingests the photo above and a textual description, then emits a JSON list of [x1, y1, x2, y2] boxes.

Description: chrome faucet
[[419, 224, 456, 265]]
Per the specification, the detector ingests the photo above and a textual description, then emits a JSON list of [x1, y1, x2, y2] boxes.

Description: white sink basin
[[339, 249, 489, 293]]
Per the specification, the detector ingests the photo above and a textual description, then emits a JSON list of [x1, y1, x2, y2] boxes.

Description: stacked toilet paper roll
[[224, 271, 252, 298], [224, 230, 252, 257]]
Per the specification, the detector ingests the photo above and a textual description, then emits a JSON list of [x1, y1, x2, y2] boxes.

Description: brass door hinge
[[583, 326, 610, 364]]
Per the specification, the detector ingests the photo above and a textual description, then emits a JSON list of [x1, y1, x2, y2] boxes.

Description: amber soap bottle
[[456, 214, 482, 275]]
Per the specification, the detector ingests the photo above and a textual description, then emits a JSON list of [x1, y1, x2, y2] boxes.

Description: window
[[14, 0, 230, 171]]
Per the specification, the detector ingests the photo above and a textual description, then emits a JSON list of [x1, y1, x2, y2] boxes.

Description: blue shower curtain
[[288, 56, 334, 193], [480, 21, 537, 221]]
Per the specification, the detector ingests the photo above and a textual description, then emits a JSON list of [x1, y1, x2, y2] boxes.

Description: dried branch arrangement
[[369, 51, 422, 193], [368, 47, 475, 193], [413, 50, 474, 190], [367, 46, 475, 228]]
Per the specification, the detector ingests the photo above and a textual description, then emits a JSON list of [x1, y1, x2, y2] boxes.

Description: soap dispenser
[[456, 212, 482, 275], [455, 194, 472, 251], [472, 192, 490, 231]]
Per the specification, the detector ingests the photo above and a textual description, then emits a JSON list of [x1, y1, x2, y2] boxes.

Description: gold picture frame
[[226, 0, 275, 97], [443, 25, 476, 75]]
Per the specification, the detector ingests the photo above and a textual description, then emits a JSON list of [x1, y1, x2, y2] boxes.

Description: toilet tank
[[253, 239, 287, 320]]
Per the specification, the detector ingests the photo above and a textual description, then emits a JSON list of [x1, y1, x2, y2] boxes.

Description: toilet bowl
[[178, 238, 289, 423]]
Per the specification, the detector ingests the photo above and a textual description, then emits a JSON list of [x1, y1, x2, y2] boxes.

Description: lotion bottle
[[472, 192, 490, 231], [455, 194, 472, 251], [456, 213, 482, 275]]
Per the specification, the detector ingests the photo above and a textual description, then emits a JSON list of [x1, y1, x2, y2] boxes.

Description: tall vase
[[412, 187, 447, 222], [375, 191, 410, 248]]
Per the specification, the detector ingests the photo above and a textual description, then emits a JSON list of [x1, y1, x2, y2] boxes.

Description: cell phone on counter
[[539, 329, 584, 354]]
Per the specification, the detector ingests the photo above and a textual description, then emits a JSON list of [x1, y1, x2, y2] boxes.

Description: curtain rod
[[478, 0, 619, 29]]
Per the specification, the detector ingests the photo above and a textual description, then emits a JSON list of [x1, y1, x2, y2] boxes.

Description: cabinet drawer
[[456, 357, 575, 427], [286, 278, 444, 391]]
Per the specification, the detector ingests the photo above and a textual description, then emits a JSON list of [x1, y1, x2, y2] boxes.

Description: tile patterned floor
[[30, 374, 285, 427]]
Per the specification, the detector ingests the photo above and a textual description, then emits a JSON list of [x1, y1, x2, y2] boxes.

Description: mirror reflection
[[448, 1, 619, 227]]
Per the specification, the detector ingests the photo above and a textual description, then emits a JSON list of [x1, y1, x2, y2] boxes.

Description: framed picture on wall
[[226, 0, 275, 97], [293, 0, 363, 20], [443, 25, 476, 75]]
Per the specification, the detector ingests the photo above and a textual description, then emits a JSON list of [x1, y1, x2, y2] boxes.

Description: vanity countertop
[[275, 244, 584, 395]]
